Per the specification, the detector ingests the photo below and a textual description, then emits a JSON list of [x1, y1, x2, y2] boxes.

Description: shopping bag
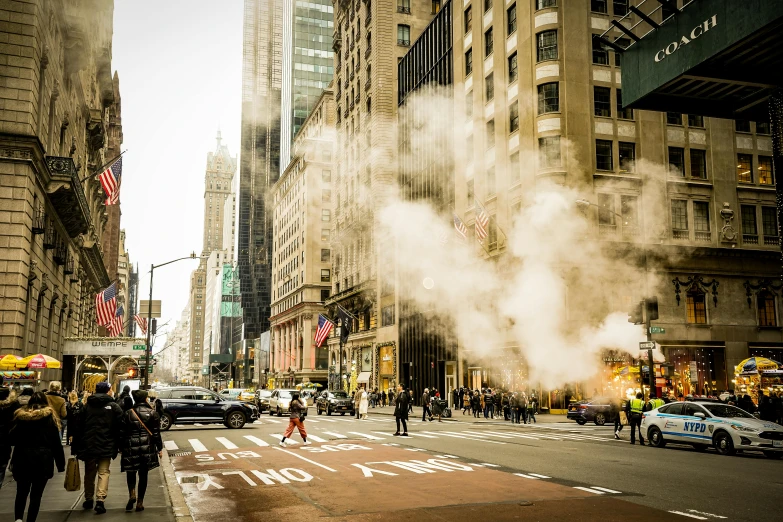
[[619, 411, 629, 426], [64, 457, 81, 492]]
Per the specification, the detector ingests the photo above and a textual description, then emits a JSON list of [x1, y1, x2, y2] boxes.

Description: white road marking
[[188, 439, 208, 452], [574, 487, 604, 494], [321, 431, 348, 439], [307, 419, 320, 423], [216, 437, 238, 449], [687, 510, 727, 519], [163, 440, 178, 451], [243, 435, 270, 447], [591, 487, 622, 494], [272, 447, 337, 472], [348, 432, 384, 440], [514, 473, 541, 479], [427, 432, 505, 445], [484, 431, 541, 440], [320, 419, 338, 422], [270, 434, 298, 445], [528, 473, 551, 479], [669, 511, 708, 520], [265, 418, 282, 424], [306, 434, 327, 442], [464, 431, 513, 439]]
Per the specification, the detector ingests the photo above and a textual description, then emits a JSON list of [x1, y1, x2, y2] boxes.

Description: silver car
[[268, 389, 308, 417]]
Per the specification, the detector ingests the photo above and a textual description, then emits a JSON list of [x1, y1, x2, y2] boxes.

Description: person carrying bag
[[279, 392, 310, 447], [120, 390, 163, 513]]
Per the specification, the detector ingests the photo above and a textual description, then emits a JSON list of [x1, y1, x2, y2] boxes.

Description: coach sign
[[653, 14, 717, 63], [63, 338, 148, 356]]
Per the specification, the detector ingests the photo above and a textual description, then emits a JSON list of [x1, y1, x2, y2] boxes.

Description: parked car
[[219, 388, 256, 403], [156, 386, 259, 430], [567, 397, 621, 426], [316, 391, 355, 416], [255, 389, 273, 412], [268, 389, 308, 417]]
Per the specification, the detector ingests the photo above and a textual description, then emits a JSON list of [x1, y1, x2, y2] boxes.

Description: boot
[[126, 490, 137, 512], [95, 501, 106, 514]]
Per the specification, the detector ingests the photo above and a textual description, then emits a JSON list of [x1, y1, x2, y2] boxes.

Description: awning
[[356, 371, 371, 383]]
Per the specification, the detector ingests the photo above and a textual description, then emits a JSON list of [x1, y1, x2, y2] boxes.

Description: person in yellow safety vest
[[625, 392, 645, 445], [646, 395, 665, 411]]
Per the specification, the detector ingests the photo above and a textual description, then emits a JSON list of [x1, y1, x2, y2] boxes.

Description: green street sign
[[649, 327, 665, 334], [147, 366, 153, 374], [132, 345, 146, 351]]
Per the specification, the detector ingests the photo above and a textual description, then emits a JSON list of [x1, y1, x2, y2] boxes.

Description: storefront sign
[[380, 346, 394, 376], [689, 361, 699, 383], [63, 338, 148, 356], [654, 15, 717, 63]]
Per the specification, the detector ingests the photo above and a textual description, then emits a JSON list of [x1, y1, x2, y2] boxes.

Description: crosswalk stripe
[[243, 435, 270, 447], [464, 431, 513, 439], [216, 437, 238, 449], [514, 473, 540, 479], [348, 432, 384, 440], [322, 431, 348, 439], [591, 486, 622, 494], [319, 419, 338, 422], [574, 487, 604, 495], [426, 432, 505, 445], [528, 473, 551, 479], [307, 419, 320, 423], [265, 418, 282, 424], [163, 440, 178, 451], [189, 439, 208, 452], [306, 434, 327, 442], [271, 434, 298, 444], [483, 431, 540, 440]]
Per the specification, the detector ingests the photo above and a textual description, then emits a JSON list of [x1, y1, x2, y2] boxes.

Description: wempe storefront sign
[[654, 15, 717, 62], [63, 338, 147, 356]]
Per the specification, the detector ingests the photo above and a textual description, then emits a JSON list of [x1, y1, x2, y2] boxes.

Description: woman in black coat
[[10, 391, 65, 522], [120, 390, 163, 512], [393, 385, 410, 436]]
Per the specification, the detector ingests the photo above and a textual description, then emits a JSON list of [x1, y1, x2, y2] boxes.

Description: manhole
[[171, 451, 192, 457], [180, 475, 204, 484]]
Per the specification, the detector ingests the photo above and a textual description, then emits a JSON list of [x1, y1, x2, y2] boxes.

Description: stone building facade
[[0, 0, 126, 383]]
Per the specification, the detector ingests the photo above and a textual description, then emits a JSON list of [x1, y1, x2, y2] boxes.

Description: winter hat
[[20, 387, 34, 396], [0, 387, 9, 400], [123, 385, 131, 393], [132, 389, 148, 404], [95, 381, 111, 393]]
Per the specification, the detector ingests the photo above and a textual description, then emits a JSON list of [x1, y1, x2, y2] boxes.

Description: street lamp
[[143, 251, 198, 389]]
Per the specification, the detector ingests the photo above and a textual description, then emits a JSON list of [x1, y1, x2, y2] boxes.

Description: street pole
[[144, 263, 153, 389], [645, 306, 654, 399]]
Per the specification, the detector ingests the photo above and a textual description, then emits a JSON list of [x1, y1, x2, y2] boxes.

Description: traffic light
[[645, 296, 659, 321], [151, 319, 158, 335], [128, 368, 136, 378], [628, 301, 643, 324]]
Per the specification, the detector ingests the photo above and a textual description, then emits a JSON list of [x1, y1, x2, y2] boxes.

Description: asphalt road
[[161, 408, 781, 521]]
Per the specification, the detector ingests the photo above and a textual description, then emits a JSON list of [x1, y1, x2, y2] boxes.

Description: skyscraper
[[239, 0, 285, 339], [280, 0, 335, 173], [202, 131, 237, 255]]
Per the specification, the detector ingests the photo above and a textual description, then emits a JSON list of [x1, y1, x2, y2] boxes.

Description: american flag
[[453, 213, 467, 241], [314, 314, 334, 348], [107, 306, 124, 337], [95, 282, 117, 326], [98, 157, 122, 205], [475, 203, 489, 243], [134, 315, 148, 335]]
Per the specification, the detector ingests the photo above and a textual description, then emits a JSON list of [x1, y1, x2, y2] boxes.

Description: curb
[[160, 450, 194, 522]]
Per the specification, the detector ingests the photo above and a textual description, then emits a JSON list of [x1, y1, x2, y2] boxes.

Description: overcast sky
[[112, 1, 243, 344]]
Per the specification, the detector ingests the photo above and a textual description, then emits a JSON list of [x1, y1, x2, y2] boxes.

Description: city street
[[162, 408, 780, 521]]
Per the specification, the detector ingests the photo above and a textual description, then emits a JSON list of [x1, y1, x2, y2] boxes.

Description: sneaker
[[126, 498, 137, 512], [95, 501, 106, 514], [401, 432, 409, 436], [83, 499, 94, 510], [303, 441, 312, 446], [393, 432, 400, 436], [279, 441, 286, 447], [614, 432, 620, 440]]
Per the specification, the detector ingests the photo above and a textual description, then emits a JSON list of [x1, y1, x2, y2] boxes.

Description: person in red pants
[[280, 392, 310, 447]]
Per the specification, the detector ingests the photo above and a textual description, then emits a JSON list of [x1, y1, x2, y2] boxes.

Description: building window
[[741, 205, 758, 244], [758, 291, 777, 326], [598, 193, 616, 229], [484, 0, 492, 12], [690, 149, 707, 179], [686, 290, 707, 324], [509, 101, 519, 132], [510, 151, 520, 183], [668, 147, 685, 176], [592, 36, 609, 64], [538, 136, 561, 168], [613, 37, 630, 66], [321, 269, 331, 282], [594, 86, 611, 117], [737, 154, 753, 183], [621, 195, 639, 236], [465, 48, 473, 76], [759, 155, 774, 185], [619, 142, 635, 172], [613, 0, 628, 16], [397, 0, 410, 13], [320, 289, 330, 302], [322, 209, 331, 222], [591, 0, 608, 13], [508, 52, 518, 83], [467, 179, 474, 207], [321, 249, 331, 262], [381, 305, 395, 327], [536, 30, 557, 62], [486, 119, 495, 149], [537, 0, 557, 8], [322, 169, 331, 182], [687, 114, 704, 127], [487, 166, 496, 195], [595, 139, 613, 171], [507, 3, 517, 35], [466, 91, 473, 118], [666, 112, 682, 125], [488, 216, 498, 248], [537, 82, 559, 114], [464, 5, 472, 34], [757, 121, 771, 135], [321, 229, 330, 242], [671, 199, 688, 239], [431, 0, 441, 13], [397, 24, 410, 46], [322, 189, 331, 203], [693, 201, 710, 241], [484, 27, 493, 57], [616, 89, 633, 119], [762, 207, 778, 245], [735, 120, 751, 133], [485, 72, 494, 101]]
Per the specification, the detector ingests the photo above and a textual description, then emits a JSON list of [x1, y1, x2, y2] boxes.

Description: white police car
[[641, 400, 783, 459]]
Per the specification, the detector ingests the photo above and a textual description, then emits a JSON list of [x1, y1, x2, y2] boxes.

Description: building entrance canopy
[[63, 338, 147, 357]]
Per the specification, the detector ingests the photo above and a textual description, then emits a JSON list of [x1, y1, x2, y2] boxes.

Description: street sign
[[139, 300, 162, 318], [639, 341, 655, 350], [649, 327, 665, 334], [132, 344, 146, 350]]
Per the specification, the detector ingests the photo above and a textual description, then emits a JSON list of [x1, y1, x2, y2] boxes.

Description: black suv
[[316, 391, 355, 416], [155, 386, 259, 430]]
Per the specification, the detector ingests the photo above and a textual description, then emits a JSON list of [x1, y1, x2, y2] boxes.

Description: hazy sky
[[112, 1, 243, 343]]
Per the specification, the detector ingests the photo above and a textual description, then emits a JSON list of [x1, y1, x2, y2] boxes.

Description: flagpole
[[79, 150, 127, 183]]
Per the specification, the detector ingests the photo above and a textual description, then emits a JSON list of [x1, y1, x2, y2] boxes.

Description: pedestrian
[[527, 393, 537, 423], [483, 388, 494, 419], [0, 387, 21, 488], [121, 390, 163, 512], [463, 390, 471, 414], [70, 380, 123, 514], [475, 389, 483, 418], [147, 389, 164, 416], [493, 390, 501, 419], [354, 387, 362, 419], [359, 388, 369, 419], [45, 381, 68, 439], [612, 398, 624, 440], [381, 390, 387, 407], [453, 388, 460, 412], [502, 393, 510, 421], [626, 392, 645, 445], [421, 388, 433, 422], [116, 385, 134, 411], [394, 385, 410, 436], [431, 392, 443, 423], [518, 392, 527, 424], [758, 393, 776, 422], [9, 391, 65, 522], [408, 389, 414, 414], [509, 393, 518, 423], [279, 391, 310, 447], [388, 388, 395, 406], [65, 391, 82, 446]]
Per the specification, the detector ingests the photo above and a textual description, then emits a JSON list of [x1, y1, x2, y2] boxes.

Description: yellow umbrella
[[16, 353, 61, 369], [0, 354, 22, 370]]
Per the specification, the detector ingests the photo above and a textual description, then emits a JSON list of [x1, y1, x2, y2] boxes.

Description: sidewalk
[[0, 455, 176, 521], [334, 405, 573, 423]]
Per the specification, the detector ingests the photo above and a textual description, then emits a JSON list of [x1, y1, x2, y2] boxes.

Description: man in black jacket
[[71, 381, 123, 514], [421, 388, 433, 422], [116, 385, 134, 411], [0, 387, 20, 488]]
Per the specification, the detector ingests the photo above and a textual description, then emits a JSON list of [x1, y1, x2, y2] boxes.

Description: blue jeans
[[484, 404, 493, 418]]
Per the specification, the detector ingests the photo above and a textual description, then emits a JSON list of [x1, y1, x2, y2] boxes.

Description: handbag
[[297, 400, 307, 421], [64, 457, 81, 492], [131, 408, 154, 438]]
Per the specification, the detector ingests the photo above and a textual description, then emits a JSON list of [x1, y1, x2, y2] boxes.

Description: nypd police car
[[641, 400, 783, 459]]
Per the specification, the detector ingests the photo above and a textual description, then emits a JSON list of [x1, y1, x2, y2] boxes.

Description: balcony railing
[[45, 156, 91, 238], [397, 39, 410, 47], [397, 6, 411, 14], [622, 226, 639, 238], [744, 234, 759, 245], [32, 206, 45, 234], [64, 257, 74, 275], [694, 231, 711, 242], [54, 240, 67, 265], [598, 224, 617, 238], [764, 235, 779, 246], [672, 229, 689, 240]]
